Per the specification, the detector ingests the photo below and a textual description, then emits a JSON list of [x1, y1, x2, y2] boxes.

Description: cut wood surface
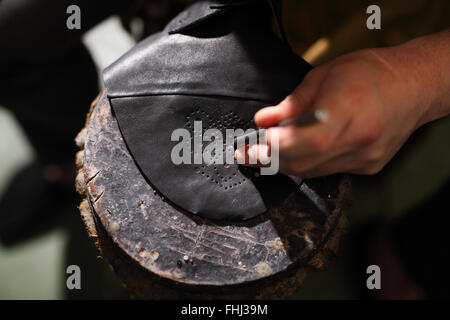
[[75, 91, 351, 299]]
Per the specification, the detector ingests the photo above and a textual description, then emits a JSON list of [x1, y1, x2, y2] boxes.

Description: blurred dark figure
[[0, 0, 126, 243], [0, 0, 187, 244]]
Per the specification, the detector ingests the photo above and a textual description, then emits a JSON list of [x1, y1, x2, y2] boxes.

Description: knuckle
[[355, 121, 382, 146], [274, 128, 296, 153], [283, 93, 302, 110], [276, 135, 292, 153], [364, 148, 384, 164]]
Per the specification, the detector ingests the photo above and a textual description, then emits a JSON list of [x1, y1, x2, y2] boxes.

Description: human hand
[[235, 47, 432, 178]]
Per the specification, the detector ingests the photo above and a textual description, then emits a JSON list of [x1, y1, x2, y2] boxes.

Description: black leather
[[104, 0, 312, 221]]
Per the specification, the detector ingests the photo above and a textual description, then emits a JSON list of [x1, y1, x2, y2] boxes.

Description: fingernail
[[235, 148, 245, 164]]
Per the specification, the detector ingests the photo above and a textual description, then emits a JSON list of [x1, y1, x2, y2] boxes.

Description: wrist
[[394, 30, 450, 127], [364, 45, 430, 131]]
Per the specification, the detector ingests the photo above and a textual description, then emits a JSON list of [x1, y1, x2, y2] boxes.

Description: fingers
[[235, 144, 271, 166], [233, 50, 407, 178], [233, 142, 346, 177], [254, 67, 327, 128], [237, 76, 353, 175], [234, 140, 386, 178], [264, 102, 351, 161], [236, 62, 381, 177], [287, 144, 389, 177], [254, 95, 304, 128]]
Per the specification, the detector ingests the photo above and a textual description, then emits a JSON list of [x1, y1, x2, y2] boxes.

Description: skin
[[235, 30, 450, 178]]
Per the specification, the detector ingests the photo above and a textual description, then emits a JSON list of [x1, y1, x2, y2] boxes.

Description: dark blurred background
[[0, 0, 449, 299]]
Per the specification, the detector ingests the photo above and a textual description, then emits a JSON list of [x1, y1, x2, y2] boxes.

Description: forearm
[[389, 30, 450, 127]]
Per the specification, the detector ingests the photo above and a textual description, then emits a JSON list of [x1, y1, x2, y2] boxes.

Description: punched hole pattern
[[184, 108, 259, 190]]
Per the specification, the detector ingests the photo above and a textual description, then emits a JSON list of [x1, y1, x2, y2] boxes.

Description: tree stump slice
[[75, 91, 351, 299]]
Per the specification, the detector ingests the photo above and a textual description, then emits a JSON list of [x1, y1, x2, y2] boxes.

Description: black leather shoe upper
[[104, 0, 312, 220]]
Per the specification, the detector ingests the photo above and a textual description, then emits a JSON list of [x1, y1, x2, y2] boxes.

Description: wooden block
[[76, 91, 351, 299]]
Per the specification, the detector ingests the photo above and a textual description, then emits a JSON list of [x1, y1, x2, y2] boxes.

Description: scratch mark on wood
[[195, 241, 229, 256], [190, 224, 207, 256], [169, 225, 198, 237], [166, 245, 189, 257], [201, 237, 237, 254], [208, 229, 265, 246], [87, 170, 101, 184], [94, 190, 105, 203]]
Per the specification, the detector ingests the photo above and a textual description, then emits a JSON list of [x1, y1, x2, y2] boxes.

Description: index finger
[[254, 67, 327, 128]]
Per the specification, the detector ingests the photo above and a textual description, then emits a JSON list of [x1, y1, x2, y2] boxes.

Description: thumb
[[254, 67, 327, 128]]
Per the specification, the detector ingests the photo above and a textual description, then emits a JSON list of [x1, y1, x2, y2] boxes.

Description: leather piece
[[104, 0, 312, 220], [104, 1, 311, 101], [166, 0, 226, 34], [112, 95, 301, 220]]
